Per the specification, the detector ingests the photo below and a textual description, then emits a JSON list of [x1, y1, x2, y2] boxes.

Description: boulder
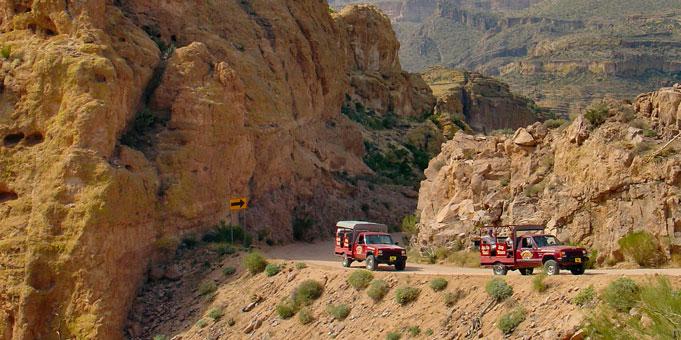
[[513, 128, 537, 146]]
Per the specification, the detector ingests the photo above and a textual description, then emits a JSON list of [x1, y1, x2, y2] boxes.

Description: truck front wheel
[[544, 259, 560, 275], [493, 263, 508, 275], [570, 265, 585, 275], [366, 255, 377, 271], [342, 254, 352, 268]]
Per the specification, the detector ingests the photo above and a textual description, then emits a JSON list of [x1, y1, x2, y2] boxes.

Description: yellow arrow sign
[[229, 198, 248, 210]]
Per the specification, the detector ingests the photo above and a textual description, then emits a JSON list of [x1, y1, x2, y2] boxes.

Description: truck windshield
[[533, 236, 561, 247], [365, 235, 394, 245]]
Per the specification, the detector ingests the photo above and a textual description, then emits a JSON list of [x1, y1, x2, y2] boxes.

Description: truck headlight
[[378, 250, 383, 256], [582, 250, 587, 256], [401, 250, 406, 256]]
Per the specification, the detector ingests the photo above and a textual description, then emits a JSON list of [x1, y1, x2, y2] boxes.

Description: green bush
[[367, 279, 389, 302], [643, 129, 657, 138], [203, 222, 245, 244], [584, 277, 681, 339], [326, 304, 351, 320], [543, 118, 568, 129], [497, 307, 527, 335], [444, 289, 465, 307], [618, 231, 662, 267], [585, 102, 610, 127], [295, 262, 307, 270], [153, 335, 168, 340], [585, 249, 598, 269], [425, 329, 433, 336], [292, 280, 324, 307], [601, 277, 640, 312], [572, 285, 596, 307], [401, 214, 419, 235], [222, 266, 236, 276], [0, 45, 10, 59], [214, 243, 236, 256], [407, 326, 421, 337], [196, 319, 207, 328], [298, 307, 314, 325], [207, 308, 223, 320], [198, 281, 217, 296], [276, 301, 296, 319], [532, 273, 548, 293], [485, 278, 513, 302], [265, 264, 281, 277], [386, 331, 401, 340], [347, 270, 374, 290], [429, 278, 448, 292], [243, 252, 268, 274], [395, 286, 420, 305]]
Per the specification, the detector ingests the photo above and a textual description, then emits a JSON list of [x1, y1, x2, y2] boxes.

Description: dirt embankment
[[127, 242, 681, 340]]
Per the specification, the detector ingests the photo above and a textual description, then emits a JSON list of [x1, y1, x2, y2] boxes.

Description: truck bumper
[[376, 255, 407, 264], [559, 256, 588, 267]]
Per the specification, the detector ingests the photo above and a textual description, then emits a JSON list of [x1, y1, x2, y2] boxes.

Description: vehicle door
[[516, 236, 542, 267], [353, 234, 367, 260]]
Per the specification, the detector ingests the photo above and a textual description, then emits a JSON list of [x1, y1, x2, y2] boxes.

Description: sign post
[[229, 198, 249, 243]]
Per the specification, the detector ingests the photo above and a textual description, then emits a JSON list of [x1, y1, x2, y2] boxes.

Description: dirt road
[[265, 239, 681, 276]]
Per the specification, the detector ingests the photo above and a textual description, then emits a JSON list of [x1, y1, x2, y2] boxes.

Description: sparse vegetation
[[601, 277, 640, 312], [295, 262, 307, 270], [446, 251, 479, 267], [497, 307, 527, 335], [153, 335, 168, 340], [292, 280, 324, 307], [544, 118, 568, 129], [367, 279, 390, 302], [386, 331, 401, 340], [214, 243, 236, 256], [207, 308, 223, 321], [243, 252, 268, 274], [196, 319, 207, 328], [198, 281, 217, 296], [532, 273, 548, 293], [222, 266, 236, 276], [444, 289, 465, 307], [347, 270, 374, 290], [524, 182, 545, 197], [298, 307, 314, 325], [425, 329, 433, 336], [585, 102, 610, 127], [265, 264, 281, 277], [121, 107, 163, 148], [572, 285, 596, 307], [395, 286, 420, 305], [485, 278, 513, 302], [618, 231, 662, 267], [643, 129, 657, 138], [202, 222, 246, 244], [407, 326, 421, 337], [401, 214, 419, 236], [326, 304, 351, 320], [429, 278, 448, 292], [585, 249, 598, 269], [276, 300, 296, 319], [292, 214, 315, 241], [0, 45, 10, 59], [227, 317, 236, 326]]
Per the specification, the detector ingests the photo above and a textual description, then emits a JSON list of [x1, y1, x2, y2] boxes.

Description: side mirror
[[395, 242, 399, 246]]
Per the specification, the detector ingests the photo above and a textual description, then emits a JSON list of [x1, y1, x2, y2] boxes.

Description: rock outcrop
[[0, 1, 432, 339], [416, 93, 681, 264], [421, 67, 540, 134]]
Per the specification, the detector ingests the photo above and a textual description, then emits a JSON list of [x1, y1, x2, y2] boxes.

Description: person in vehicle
[[481, 228, 496, 255]]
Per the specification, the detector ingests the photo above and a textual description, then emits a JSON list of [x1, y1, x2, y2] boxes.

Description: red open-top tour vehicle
[[334, 221, 407, 271], [479, 225, 589, 275]]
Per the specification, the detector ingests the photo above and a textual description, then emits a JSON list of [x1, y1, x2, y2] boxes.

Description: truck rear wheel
[[366, 255, 377, 271], [493, 262, 508, 275], [342, 254, 352, 268], [395, 260, 406, 271], [544, 259, 560, 275], [570, 265, 585, 275]]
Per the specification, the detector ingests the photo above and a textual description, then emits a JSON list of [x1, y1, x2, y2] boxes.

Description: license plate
[[389, 256, 397, 262], [575, 258, 582, 263]]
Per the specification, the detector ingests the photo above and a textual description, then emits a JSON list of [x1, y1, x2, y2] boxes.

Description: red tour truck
[[334, 221, 407, 271], [479, 225, 589, 276]]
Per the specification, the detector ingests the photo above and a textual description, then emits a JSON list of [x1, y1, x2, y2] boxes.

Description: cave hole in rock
[[24, 132, 44, 146], [3, 132, 24, 147], [0, 190, 18, 203]]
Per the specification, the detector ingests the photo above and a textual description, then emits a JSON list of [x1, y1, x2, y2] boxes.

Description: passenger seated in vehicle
[[505, 237, 513, 257], [481, 228, 497, 256]]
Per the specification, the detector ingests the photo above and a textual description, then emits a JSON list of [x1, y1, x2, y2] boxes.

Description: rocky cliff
[[416, 87, 681, 264], [0, 1, 433, 339]]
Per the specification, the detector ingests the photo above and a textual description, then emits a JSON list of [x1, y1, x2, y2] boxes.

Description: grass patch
[[198, 281, 217, 296], [295, 262, 307, 270], [326, 304, 351, 320], [485, 278, 513, 302], [386, 331, 401, 340], [0, 45, 10, 59], [265, 264, 281, 277], [196, 319, 207, 328], [153, 335, 168, 340], [292, 280, 324, 307], [444, 289, 465, 307], [367, 279, 390, 302], [222, 266, 236, 276], [298, 307, 314, 325], [497, 307, 527, 335], [276, 301, 296, 319], [543, 118, 568, 129], [585, 102, 609, 127], [643, 129, 657, 138], [429, 278, 448, 292], [572, 285, 596, 307], [401, 214, 419, 236], [214, 243, 235, 256], [618, 231, 662, 267], [207, 308, 223, 321], [446, 251, 479, 267], [601, 277, 640, 312], [532, 273, 548, 293], [202, 222, 247, 244], [243, 252, 268, 274], [347, 270, 374, 290], [407, 326, 421, 337], [395, 286, 420, 305]]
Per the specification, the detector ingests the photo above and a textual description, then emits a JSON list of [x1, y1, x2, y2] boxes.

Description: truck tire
[[342, 254, 352, 268], [520, 268, 534, 276], [493, 262, 508, 275], [570, 265, 585, 275], [544, 259, 560, 276], [395, 260, 406, 271], [366, 255, 377, 271]]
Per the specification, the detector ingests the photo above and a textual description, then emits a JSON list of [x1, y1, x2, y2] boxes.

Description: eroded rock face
[[417, 97, 681, 263], [0, 1, 431, 338]]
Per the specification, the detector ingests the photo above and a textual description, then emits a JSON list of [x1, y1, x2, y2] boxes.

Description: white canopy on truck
[[336, 221, 388, 233]]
